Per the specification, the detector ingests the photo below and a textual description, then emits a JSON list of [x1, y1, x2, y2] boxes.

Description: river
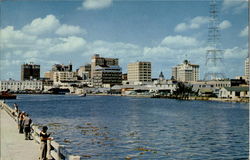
[[6, 94, 249, 159]]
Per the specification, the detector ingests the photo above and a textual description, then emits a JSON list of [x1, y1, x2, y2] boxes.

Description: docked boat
[[0, 91, 17, 99], [79, 93, 86, 97]]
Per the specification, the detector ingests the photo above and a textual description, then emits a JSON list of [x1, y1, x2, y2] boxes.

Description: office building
[[77, 64, 91, 80], [53, 71, 76, 83], [172, 60, 199, 82], [92, 65, 122, 87], [52, 63, 72, 72], [127, 61, 151, 84], [21, 62, 40, 80], [0, 80, 43, 92], [91, 54, 118, 78], [245, 57, 249, 79]]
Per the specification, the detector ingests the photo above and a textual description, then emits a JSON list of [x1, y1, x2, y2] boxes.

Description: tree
[[173, 82, 194, 100]]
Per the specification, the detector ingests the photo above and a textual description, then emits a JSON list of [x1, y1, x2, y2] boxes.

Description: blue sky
[[0, 0, 248, 80]]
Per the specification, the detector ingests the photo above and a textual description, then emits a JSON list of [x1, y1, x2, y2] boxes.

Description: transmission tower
[[204, 0, 225, 80]]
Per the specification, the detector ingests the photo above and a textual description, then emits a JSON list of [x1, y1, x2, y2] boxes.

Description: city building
[[219, 86, 249, 99], [127, 61, 151, 84], [77, 64, 91, 80], [245, 57, 249, 80], [172, 60, 199, 82], [21, 62, 40, 80], [188, 80, 231, 97], [44, 63, 73, 80], [91, 54, 118, 78], [44, 71, 54, 80], [92, 65, 122, 88], [53, 71, 77, 84], [0, 80, 43, 92], [52, 63, 72, 72]]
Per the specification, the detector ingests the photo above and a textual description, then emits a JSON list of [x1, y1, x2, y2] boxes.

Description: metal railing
[[0, 101, 81, 160]]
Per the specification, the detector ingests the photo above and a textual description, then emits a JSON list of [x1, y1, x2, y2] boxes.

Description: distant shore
[[88, 93, 250, 103], [10, 93, 249, 103]]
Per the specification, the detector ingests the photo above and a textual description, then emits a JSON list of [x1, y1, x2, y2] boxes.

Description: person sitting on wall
[[39, 126, 52, 160]]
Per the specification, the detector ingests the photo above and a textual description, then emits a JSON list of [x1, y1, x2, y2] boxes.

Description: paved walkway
[[0, 108, 40, 160]]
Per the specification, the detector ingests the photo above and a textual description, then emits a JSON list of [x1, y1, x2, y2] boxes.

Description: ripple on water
[[7, 95, 249, 159]]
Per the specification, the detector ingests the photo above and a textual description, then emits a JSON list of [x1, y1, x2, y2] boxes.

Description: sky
[[0, 0, 248, 80]]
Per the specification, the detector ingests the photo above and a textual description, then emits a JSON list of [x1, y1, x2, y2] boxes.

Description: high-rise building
[[91, 54, 118, 78], [91, 54, 122, 87], [77, 64, 91, 80], [21, 62, 40, 80], [127, 62, 151, 83], [53, 71, 76, 83], [52, 63, 72, 72], [92, 65, 122, 87], [172, 60, 199, 82], [245, 57, 249, 79]]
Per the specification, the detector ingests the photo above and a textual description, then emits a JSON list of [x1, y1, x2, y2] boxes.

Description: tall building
[[91, 54, 118, 78], [77, 64, 91, 80], [127, 62, 151, 83], [91, 54, 122, 87], [92, 65, 122, 87], [245, 57, 249, 79], [21, 62, 40, 80], [45, 63, 73, 80], [52, 63, 72, 72], [172, 60, 199, 82], [53, 71, 76, 83]]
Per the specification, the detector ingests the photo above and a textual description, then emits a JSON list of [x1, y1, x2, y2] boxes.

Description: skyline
[[0, 0, 248, 80]]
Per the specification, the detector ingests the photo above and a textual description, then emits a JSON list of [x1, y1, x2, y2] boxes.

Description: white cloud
[[224, 47, 248, 59], [78, 0, 112, 10], [55, 24, 86, 36], [1, 26, 37, 48], [161, 35, 200, 48], [48, 36, 86, 54], [174, 16, 209, 32], [219, 20, 232, 30], [222, 0, 248, 14], [175, 23, 188, 32], [22, 15, 60, 35], [239, 26, 248, 37], [22, 14, 86, 37]]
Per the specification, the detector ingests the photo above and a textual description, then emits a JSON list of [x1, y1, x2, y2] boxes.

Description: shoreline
[[9, 93, 249, 103]]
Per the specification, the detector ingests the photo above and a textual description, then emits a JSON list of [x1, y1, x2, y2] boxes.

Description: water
[[6, 95, 249, 159]]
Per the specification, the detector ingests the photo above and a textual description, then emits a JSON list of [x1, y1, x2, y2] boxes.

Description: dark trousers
[[40, 141, 47, 160], [19, 120, 23, 133], [24, 126, 31, 139]]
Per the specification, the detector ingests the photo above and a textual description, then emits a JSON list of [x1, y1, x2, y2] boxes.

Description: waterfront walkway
[[0, 108, 39, 160]]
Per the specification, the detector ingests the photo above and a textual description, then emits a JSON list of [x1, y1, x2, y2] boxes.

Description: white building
[[245, 57, 249, 80], [219, 86, 249, 99], [127, 61, 151, 84], [172, 60, 199, 82], [53, 71, 77, 84], [0, 80, 43, 91]]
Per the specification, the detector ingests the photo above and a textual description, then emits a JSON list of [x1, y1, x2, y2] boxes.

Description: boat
[[48, 88, 70, 94], [0, 91, 17, 99], [79, 93, 86, 97]]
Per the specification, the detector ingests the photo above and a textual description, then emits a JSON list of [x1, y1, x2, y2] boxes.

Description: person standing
[[40, 126, 52, 160], [13, 103, 18, 116], [18, 111, 25, 133], [23, 113, 32, 140]]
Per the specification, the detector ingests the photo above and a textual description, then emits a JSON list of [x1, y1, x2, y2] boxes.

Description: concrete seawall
[[0, 106, 39, 160], [0, 101, 81, 160]]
